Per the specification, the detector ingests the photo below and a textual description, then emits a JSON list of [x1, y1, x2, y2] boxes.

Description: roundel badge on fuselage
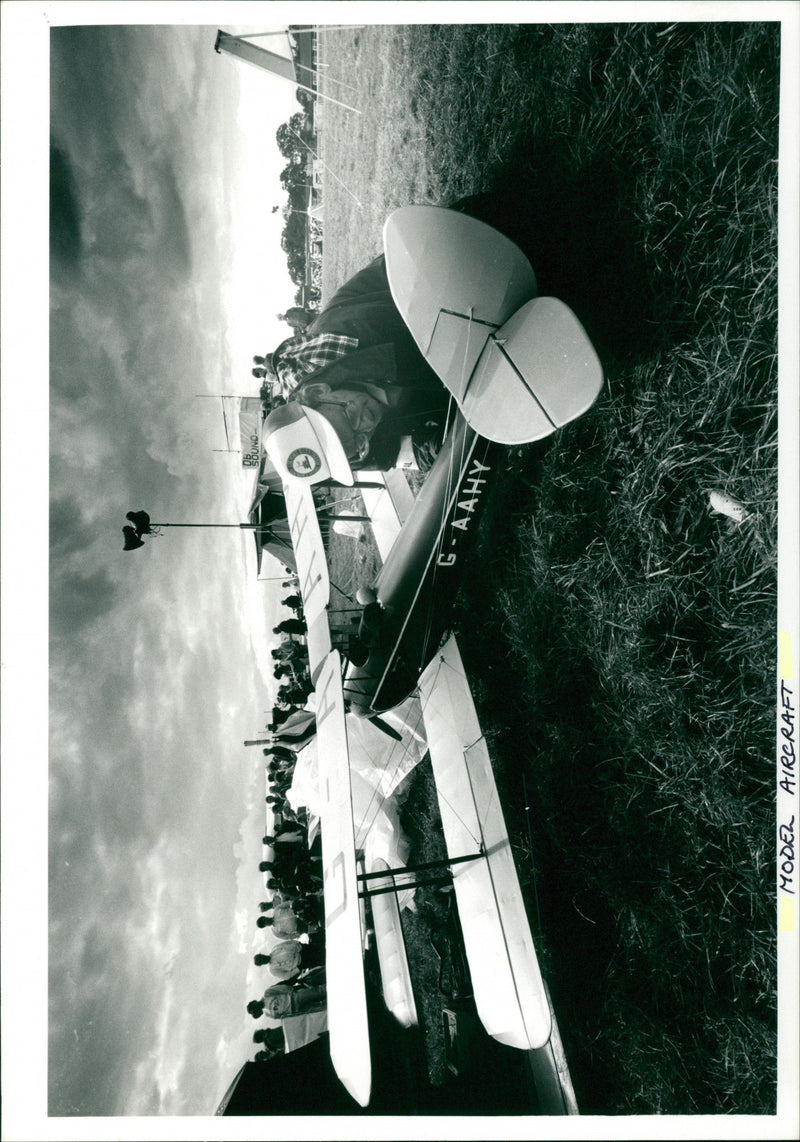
[[287, 446, 322, 478]]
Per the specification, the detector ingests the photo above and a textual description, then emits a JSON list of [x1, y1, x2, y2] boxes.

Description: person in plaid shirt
[[269, 254, 450, 472], [271, 331, 360, 400]]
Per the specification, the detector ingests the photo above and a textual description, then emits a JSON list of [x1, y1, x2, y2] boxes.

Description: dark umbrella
[[125, 509, 153, 536], [122, 525, 145, 551]]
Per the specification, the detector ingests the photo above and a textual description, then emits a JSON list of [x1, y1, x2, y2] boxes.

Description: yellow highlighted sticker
[[778, 630, 793, 680], [780, 897, 795, 933]]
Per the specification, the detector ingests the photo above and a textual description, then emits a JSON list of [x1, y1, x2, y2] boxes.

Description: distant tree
[[280, 211, 308, 288], [275, 111, 312, 158], [274, 111, 317, 290]]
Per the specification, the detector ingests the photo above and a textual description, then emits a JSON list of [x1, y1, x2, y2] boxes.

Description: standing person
[[273, 618, 306, 637], [266, 822, 305, 845], [264, 744, 297, 763], [253, 1026, 285, 1053], [278, 306, 314, 333], [252, 939, 324, 980], [252, 1027, 286, 1060], [265, 253, 451, 472], [256, 976, 328, 1020], [259, 901, 315, 938], [258, 911, 301, 938]]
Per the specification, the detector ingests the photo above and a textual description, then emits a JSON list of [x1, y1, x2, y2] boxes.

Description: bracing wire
[[522, 770, 548, 975], [351, 696, 429, 843], [286, 124, 362, 209], [353, 653, 482, 853]]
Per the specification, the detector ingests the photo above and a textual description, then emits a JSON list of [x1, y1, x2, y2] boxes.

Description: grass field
[[315, 21, 780, 1114]]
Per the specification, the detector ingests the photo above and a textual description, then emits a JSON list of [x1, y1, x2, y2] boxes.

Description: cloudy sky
[[9, 10, 311, 1122]]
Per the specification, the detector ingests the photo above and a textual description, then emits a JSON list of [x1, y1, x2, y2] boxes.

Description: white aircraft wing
[[418, 634, 552, 1050], [282, 481, 332, 680], [315, 650, 372, 1107], [357, 469, 417, 561], [365, 858, 418, 1029], [274, 477, 373, 1106]]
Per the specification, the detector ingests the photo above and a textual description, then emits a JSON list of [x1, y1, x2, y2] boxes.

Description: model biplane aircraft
[[248, 206, 602, 1112]]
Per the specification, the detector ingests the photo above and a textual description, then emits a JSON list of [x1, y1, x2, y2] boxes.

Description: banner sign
[[238, 397, 263, 468]]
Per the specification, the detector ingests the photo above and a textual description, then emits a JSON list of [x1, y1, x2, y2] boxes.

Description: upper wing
[[280, 482, 372, 1107], [314, 650, 372, 1107]]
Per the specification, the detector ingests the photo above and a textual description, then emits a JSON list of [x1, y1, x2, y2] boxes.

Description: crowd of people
[[247, 804, 327, 1059], [246, 585, 328, 1061], [251, 306, 316, 382]]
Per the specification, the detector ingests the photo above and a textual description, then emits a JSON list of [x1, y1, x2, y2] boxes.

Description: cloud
[[50, 143, 82, 271], [49, 494, 103, 560], [44, 23, 301, 1117], [50, 566, 118, 635], [49, 495, 124, 636], [148, 157, 193, 280], [47, 560, 267, 1111]]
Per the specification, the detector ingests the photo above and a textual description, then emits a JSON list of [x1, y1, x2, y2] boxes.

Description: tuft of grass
[[315, 21, 779, 1114], [394, 761, 451, 1084]]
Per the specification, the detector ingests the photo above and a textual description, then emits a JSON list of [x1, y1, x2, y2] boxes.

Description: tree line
[[276, 93, 321, 307]]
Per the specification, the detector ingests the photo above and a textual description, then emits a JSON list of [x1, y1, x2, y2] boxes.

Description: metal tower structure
[[214, 29, 359, 113]]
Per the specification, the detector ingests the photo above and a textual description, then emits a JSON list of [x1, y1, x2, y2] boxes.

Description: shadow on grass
[[451, 583, 626, 1112], [449, 140, 661, 373], [445, 453, 715, 1111]]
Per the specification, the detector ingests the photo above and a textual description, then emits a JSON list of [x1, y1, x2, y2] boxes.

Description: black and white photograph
[[1, 1, 798, 1137]]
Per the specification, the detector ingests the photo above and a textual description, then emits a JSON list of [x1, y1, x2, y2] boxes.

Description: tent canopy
[[247, 455, 296, 574]]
